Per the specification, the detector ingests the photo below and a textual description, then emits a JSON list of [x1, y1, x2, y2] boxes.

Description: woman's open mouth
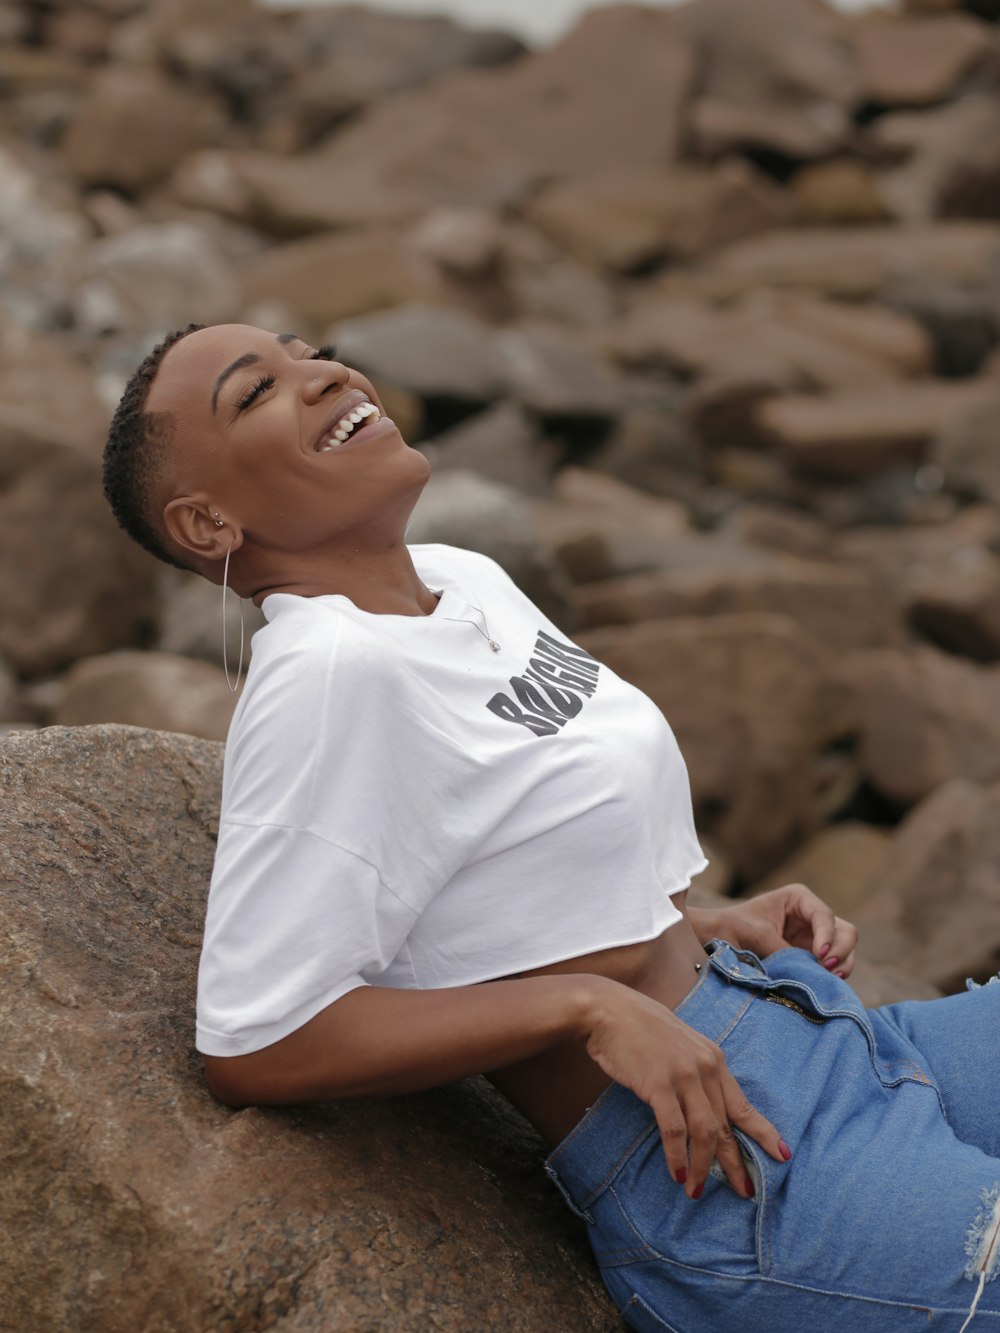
[[317, 399, 383, 451]]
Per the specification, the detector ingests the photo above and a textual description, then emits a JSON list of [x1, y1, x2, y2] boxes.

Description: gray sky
[[265, 0, 897, 45]]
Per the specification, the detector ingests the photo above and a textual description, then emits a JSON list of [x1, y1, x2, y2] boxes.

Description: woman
[[103, 323, 1000, 1332]]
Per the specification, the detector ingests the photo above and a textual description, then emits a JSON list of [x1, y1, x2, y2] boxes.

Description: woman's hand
[[582, 979, 791, 1202], [690, 884, 858, 979]]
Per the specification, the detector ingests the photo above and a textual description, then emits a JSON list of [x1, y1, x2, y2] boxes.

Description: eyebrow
[[210, 334, 302, 413]]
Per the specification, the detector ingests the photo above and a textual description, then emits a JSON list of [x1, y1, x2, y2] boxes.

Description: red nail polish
[[779, 1140, 793, 1161], [835, 970, 846, 979], [744, 1175, 754, 1198], [693, 1183, 704, 1200], [676, 1168, 687, 1185], [824, 957, 840, 970], [818, 943, 830, 959]]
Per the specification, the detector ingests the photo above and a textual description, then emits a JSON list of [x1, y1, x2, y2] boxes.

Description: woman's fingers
[[721, 1068, 788, 1166]]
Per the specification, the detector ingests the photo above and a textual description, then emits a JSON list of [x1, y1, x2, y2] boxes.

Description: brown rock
[[423, 402, 558, 498], [0, 656, 20, 722], [52, 652, 237, 741], [0, 432, 156, 679], [839, 644, 1000, 806], [720, 503, 833, 560], [571, 540, 902, 653], [756, 378, 994, 479], [853, 777, 1000, 991], [852, 12, 998, 106], [240, 229, 430, 331], [157, 572, 266, 674], [873, 95, 1000, 221], [790, 158, 889, 224], [934, 389, 1000, 500], [0, 725, 614, 1332], [674, 0, 858, 160], [907, 551, 1000, 661], [846, 958, 943, 1007], [525, 160, 793, 273], [704, 222, 1000, 300], [577, 614, 835, 879], [63, 66, 221, 196], [173, 6, 696, 235], [749, 822, 893, 919], [0, 332, 109, 457]]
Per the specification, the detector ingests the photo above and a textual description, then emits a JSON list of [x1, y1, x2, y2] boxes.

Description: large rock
[[157, 569, 268, 672], [838, 644, 1000, 806], [873, 95, 1000, 222], [933, 389, 1000, 499], [853, 777, 1000, 991], [852, 11, 999, 106], [524, 160, 793, 272], [673, 0, 859, 160], [789, 157, 889, 224], [51, 651, 238, 741], [884, 274, 999, 376], [748, 822, 894, 919], [756, 378, 994, 478], [62, 65, 221, 196], [0, 432, 157, 678], [577, 613, 837, 879], [173, 6, 696, 234], [572, 541, 902, 653], [421, 401, 558, 498], [0, 726, 614, 1332]]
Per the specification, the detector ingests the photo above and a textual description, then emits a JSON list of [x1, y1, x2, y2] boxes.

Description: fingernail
[[744, 1175, 754, 1198], [818, 943, 830, 959], [676, 1168, 687, 1185], [692, 1184, 704, 1200], [824, 957, 840, 970], [835, 970, 846, 979], [779, 1140, 793, 1161]]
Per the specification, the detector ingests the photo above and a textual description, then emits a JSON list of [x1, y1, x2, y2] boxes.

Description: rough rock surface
[[0, 726, 616, 1333]]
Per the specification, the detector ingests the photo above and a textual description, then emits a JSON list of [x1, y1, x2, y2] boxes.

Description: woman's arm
[[205, 972, 790, 1202]]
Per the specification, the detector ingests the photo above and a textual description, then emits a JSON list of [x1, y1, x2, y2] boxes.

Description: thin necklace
[[438, 599, 501, 653]]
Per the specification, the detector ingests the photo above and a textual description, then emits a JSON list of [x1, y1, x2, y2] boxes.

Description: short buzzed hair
[[102, 323, 204, 570]]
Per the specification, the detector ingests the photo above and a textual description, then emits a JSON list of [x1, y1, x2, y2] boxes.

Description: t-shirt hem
[[195, 976, 369, 1058]]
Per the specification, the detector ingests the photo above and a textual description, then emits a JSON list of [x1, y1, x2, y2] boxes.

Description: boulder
[[748, 822, 894, 919], [51, 651, 238, 741], [851, 11, 999, 106], [72, 222, 241, 338], [720, 503, 833, 560], [524, 160, 793, 273], [0, 330, 110, 456], [0, 725, 614, 1333], [62, 65, 221, 196], [406, 469, 573, 628], [933, 389, 1000, 500], [577, 613, 837, 879], [173, 6, 694, 234], [907, 551, 1000, 661], [838, 644, 1000, 806], [789, 158, 889, 224], [571, 542, 902, 653], [494, 326, 623, 437], [756, 378, 994, 479], [872, 95, 1000, 222], [421, 402, 558, 498], [0, 432, 157, 678], [673, 0, 859, 161], [703, 222, 1000, 300], [884, 274, 999, 377], [853, 777, 1000, 992], [332, 305, 504, 422]]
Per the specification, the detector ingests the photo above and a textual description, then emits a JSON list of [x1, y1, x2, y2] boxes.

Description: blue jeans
[[544, 941, 1000, 1332]]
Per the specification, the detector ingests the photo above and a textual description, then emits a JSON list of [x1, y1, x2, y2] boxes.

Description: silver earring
[[213, 512, 224, 529], [221, 539, 245, 694]]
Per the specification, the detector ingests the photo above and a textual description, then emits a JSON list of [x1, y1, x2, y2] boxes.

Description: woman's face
[[147, 323, 429, 565]]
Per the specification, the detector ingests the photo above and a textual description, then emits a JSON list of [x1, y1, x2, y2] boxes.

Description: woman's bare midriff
[[485, 895, 708, 1147]]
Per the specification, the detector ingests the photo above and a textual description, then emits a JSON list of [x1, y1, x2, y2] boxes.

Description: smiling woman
[[100, 322, 1000, 1333]]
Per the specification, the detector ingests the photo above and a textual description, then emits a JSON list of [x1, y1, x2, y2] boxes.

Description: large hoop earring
[[221, 539, 245, 695]]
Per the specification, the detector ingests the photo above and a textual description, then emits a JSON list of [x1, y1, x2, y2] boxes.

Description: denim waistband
[[543, 940, 771, 1218]]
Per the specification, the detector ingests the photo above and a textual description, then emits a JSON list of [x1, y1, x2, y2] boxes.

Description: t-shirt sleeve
[[195, 819, 419, 1057]]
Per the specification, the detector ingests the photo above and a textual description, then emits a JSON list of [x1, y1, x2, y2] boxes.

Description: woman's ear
[[163, 498, 242, 564]]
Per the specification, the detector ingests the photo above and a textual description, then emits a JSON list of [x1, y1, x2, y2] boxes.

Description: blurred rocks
[[0, 725, 613, 1333], [52, 651, 237, 740], [157, 570, 265, 673]]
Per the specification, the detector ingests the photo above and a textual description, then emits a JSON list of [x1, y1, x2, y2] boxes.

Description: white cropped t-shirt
[[196, 544, 708, 1056]]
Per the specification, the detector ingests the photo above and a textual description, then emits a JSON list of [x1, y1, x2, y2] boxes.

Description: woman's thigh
[[873, 978, 1000, 1157]]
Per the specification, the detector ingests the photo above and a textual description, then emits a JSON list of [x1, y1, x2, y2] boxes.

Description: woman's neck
[[247, 544, 439, 616]]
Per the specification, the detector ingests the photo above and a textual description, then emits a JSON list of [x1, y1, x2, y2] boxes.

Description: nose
[[299, 359, 348, 403]]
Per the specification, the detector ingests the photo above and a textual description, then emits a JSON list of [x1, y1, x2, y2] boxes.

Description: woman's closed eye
[[309, 344, 337, 362], [235, 374, 276, 411]]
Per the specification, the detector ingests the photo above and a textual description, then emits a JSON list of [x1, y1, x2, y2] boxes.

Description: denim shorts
[[544, 941, 1000, 1332]]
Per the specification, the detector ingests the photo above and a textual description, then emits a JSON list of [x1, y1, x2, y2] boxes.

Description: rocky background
[[5, 0, 1000, 1325]]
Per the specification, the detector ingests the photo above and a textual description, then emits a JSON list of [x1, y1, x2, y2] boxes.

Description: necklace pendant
[[488, 640, 501, 653]]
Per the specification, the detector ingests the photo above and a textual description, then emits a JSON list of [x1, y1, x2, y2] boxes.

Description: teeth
[[317, 400, 381, 452]]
